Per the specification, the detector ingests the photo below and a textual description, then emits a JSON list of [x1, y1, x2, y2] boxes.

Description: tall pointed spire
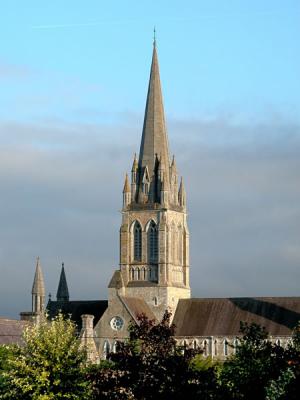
[[56, 263, 69, 302], [32, 256, 45, 296], [138, 40, 170, 184], [32, 256, 45, 314]]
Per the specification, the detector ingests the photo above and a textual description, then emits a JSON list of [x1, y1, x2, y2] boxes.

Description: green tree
[[218, 321, 300, 400], [0, 345, 16, 395], [1, 313, 91, 400]]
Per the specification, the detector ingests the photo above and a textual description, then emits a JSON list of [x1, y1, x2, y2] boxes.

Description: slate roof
[[0, 318, 28, 345], [47, 300, 108, 331], [120, 296, 157, 322], [173, 297, 300, 337]]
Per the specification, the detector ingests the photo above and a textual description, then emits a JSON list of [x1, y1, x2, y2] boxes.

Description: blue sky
[[0, 1, 300, 317], [1, 0, 300, 123]]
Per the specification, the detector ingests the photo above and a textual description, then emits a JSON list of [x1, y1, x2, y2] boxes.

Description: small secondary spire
[[32, 256, 45, 295], [56, 262, 69, 302], [31, 256, 45, 313]]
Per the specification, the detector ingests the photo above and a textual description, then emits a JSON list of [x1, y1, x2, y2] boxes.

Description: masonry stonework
[[21, 40, 299, 363]]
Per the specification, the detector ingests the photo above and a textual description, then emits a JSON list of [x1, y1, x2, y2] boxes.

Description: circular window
[[110, 316, 124, 331]]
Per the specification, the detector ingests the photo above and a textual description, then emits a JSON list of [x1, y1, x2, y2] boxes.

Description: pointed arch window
[[112, 341, 120, 353], [224, 339, 229, 356], [182, 340, 187, 354], [233, 338, 239, 355], [148, 221, 158, 263], [203, 340, 208, 356], [214, 339, 218, 356], [130, 267, 134, 281], [103, 340, 110, 359], [134, 222, 142, 261]]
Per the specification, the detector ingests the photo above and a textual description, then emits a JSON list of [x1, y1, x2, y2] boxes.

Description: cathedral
[[1, 40, 300, 360]]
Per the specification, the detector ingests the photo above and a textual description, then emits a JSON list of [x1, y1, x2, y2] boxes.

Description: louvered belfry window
[[148, 221, 158, 263], [134, 222, 142, 261]]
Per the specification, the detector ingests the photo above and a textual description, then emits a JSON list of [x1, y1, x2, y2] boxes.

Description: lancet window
[[148, 221, 158, 263], [103, 340, 110, 359], [224, 339, 229, 356], [178, 225, 183, 264], [203, 340, 208, 356], [133, 222, 142, 261]]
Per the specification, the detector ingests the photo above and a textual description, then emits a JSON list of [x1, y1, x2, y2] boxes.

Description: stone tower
[[32, 256, 45, 314], [117, 41, 191, 319]]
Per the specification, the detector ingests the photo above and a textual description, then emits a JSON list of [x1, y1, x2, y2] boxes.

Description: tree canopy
[[0, 313, 91, 400], [1, 312, 299, 400], [86, 311, 218, 400]]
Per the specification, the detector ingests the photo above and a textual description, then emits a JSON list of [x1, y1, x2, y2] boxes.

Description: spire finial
[[153, 27, 156, 47], [123, 173, 130, 193]]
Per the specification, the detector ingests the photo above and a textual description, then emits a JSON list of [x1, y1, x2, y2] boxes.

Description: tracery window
[[134, 222, 142, 261], [148, 221, 158, 263]]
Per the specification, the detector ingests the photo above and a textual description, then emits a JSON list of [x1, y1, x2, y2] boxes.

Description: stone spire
[[117, 38, 191, 322], [138, 41, 170, 185], [56, 263, 69, 302], [32, 256, 45, 313]]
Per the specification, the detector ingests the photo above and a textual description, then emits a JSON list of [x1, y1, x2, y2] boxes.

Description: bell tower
[[116, 41, 191, 319]]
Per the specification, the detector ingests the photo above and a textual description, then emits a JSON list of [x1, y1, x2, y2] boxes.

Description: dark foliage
[[87, 316, 300, 400], [219, 321, 300, 400], [87, 311, 219, 400]]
